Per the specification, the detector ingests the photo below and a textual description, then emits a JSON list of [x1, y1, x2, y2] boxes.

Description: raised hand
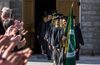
[[14, 20, 24, 31], [17, 38, 26, 49], [5, 25, 18, 36], [0, 45, 32, 65], [0, 35, 12, 46], [20, 29, 28, 36], [0, 35, 32, 65]]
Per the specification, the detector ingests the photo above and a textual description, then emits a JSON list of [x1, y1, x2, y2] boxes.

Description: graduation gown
[[75, 24, 84, 60]]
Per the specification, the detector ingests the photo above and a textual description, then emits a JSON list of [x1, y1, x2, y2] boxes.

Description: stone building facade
[[80, 0, 100, 55]]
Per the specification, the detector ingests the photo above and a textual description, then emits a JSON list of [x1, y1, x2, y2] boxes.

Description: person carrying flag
[[65, 2, 76, 65]]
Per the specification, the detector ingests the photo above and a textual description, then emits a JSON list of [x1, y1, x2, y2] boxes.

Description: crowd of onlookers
[[0, 7, 32, 65]]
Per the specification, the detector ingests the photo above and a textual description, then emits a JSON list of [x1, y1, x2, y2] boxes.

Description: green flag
[[65, 4, 76, 65]]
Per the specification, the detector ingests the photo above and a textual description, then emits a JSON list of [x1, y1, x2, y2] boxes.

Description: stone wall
[[0, 0, 22, 20], [10, 0, 22, 20], [80, 0, 100, 55], [0, 0, 10, 9]]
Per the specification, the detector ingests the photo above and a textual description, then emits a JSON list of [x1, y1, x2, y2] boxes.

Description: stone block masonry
[[80, 0, 100, 55]]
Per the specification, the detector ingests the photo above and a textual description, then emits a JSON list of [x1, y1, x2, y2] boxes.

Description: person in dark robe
[[50, 17, 64, 65], [40, 12, 52, 60], [73, 17, 84, 60]]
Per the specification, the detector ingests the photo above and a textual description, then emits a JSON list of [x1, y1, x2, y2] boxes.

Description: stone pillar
[[80, 0, 100, 55]]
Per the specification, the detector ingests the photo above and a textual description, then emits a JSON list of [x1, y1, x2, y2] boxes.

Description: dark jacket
[[75, 24, 84, 49], [0, 21, 5, 35], [41, 20, 52, 38], [51, 27, 64, 48]]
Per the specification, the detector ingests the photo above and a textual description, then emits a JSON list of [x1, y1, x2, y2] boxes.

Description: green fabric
[[64, 28, 66, 33], [65, 8, 76, 65]]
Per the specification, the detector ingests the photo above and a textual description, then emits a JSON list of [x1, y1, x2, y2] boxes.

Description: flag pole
[[65, 1, 76, 65], [71, 2, 74, 8], [70, 1, 74, 15], [64, 1, 75, 54]]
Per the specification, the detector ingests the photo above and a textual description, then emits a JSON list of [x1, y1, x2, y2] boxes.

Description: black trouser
[[39, 38, 46, 54], [44, 40, 52, 60], [76, 48, 80, 60], [58, 48, 63, 65], [52, 47, 60, 65]]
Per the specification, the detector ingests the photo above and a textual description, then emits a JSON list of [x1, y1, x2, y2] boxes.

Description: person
[[0, 9, 5, 35], [1, 7, 28, 51], [39, 11, 53, 60], [39, 12, 48, 54], [0, 35, 32, 65], [0, 22, 32, 65], [51, 17, 64, 65], [73, 16, 84, 60], [0, 7, 31, 65], [1, 7, 14, 31], [59, 16, 68, 65]]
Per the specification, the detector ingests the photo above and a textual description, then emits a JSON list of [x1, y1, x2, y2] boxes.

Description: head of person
[[43, 16, 48, 23], [62, 16, 68, 28], [62, 18, 67, 28], [54, 17, 60, 27], [1, 7, 12, 20], [47, 14, 52, 21], [43, 11, 48, 23]]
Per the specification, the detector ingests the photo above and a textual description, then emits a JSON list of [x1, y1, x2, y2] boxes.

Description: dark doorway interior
[[34, 0, 56, 54]]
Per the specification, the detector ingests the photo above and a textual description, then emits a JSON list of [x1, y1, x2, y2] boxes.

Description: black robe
[[75, 25, 84, 49], [75, 24, 84, 60]]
